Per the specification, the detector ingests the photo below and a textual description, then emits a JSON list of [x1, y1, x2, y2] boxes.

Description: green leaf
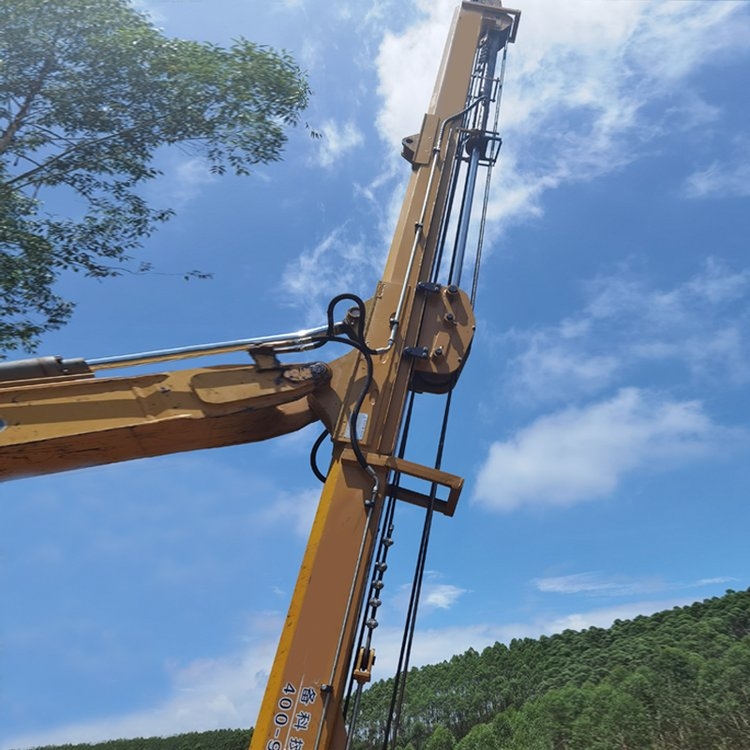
[[0, 0, 311, 354]]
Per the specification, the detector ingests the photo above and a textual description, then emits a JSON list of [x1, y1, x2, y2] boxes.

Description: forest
[[27, 588, 750, 750]]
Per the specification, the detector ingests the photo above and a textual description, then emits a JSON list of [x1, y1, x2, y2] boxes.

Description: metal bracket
[[247, 346, 282, 370], [341, 448, 462, 517], [417, 281, 442, 294], [400, 113, 441, 166], [409, 285, 476, 394], [352, 646, 376, 684], [404, 346, 430, 360]]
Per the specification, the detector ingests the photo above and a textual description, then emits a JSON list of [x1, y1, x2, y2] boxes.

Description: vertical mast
[[249, 5, 519, 750]]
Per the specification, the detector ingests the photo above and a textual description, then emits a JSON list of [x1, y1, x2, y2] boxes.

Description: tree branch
[[0, 56, 56, 156]]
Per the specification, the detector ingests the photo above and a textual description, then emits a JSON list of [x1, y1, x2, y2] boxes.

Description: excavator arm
[[2, 3, 519, 750], [0, 355, 330, 480]]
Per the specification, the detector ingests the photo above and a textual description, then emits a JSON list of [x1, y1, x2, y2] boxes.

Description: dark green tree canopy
[[350, 588, 750, 750], [0, 0, 311, 353]]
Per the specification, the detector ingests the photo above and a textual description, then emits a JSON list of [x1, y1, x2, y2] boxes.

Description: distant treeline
[[353, 587, 750, 750], [24, 588, 750, 750], [27, 729, 252, 750]]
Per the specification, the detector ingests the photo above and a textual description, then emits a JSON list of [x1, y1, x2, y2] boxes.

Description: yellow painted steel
[[0, 363, 328, 480], [251, 453, 388, 750], [250, 4, 518, 750]]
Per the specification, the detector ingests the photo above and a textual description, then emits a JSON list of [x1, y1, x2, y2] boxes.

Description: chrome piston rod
[[87, 321, 345, 370], [0, 322, 346, 382]]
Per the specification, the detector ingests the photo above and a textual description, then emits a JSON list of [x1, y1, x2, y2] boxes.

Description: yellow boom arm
[[0, 357, 330, 480]]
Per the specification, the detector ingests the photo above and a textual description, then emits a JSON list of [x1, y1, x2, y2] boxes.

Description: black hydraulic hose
[[310, 428, 330, 483], [306, 294, 378, 494]]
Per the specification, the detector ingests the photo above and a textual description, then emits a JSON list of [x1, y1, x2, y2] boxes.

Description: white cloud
[[486, 0, 749, 229], [2, 615, 283, 750], [586, 263, 750, 388], [533, 572, 739, 597], [371, 597, 702, 677], [375, 0, 454, 147], [697, 576, 740, 587], [278, 227, 382, 325], [147, 155, 218, 209], [683, 138, 750, 199], [296, 38, 319, 69], [311, 119, 364, 169], [505, 260, 750, 401], [132, 0, 165, 24], [390, 572, 468, 616], [539, 598, 694, 635], [509, 332, 619, 400], [423, 583, 467, 610], [285, 1, 750, 328], [684, 258, 750, 304], [252, 486, 319, 539], [534, 572, 666, 597], [373, 0, 750, 235], [473, 387, 737, 511]]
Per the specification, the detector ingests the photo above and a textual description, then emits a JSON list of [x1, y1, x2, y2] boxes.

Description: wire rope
[[312, 22, 512, 750], [471, 42, 509, 307], [379, 29, 511, 749], [382, 390, 454, 750]]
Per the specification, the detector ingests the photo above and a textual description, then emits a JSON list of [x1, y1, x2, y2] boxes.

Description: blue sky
[[2, 0, 750, 746]]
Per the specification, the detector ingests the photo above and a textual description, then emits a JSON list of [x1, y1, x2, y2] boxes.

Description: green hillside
[[25, 730, 253, 750], [353, 587, 750, 750], [24, 589, 750, 750]]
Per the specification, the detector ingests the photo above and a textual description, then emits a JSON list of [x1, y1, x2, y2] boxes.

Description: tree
[[424, 725, 456, 750], [1, 0, 312, 353], [454, 723, 500, 750]]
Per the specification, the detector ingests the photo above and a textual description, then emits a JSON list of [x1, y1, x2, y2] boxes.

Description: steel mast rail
[[248, 4, 519, 750]]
